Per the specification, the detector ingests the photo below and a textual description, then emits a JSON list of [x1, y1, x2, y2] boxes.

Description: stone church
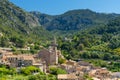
[[37, 38, 60, 65]]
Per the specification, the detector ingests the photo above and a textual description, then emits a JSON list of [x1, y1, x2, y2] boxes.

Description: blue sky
[[10, 0, 120, 15]]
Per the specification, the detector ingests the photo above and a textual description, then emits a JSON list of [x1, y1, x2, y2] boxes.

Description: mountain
[[0, 0, 52, 48], [1, 0, 120, 48], [0, 0, 52, 36], [31, 9, 120, 31], [0, 0, 41, 34]]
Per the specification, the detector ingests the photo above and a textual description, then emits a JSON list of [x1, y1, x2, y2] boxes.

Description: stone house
[[60, 60, 77, 73], [112, 72, 120, 79], [60, 63, 76, 74], [0, 50, 46, 73], [76, 61, 93, 74], [6, 54, 35, 67], [89, 68, 112, 79], [0, 50, 13, 64], [57, 74, 78, 80], [37, 39, 60, 66]]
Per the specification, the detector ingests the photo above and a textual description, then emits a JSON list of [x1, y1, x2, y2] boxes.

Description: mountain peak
[[0, 0, 40, 28], [32, 9, 119, 31], [64, 9, 94, 14]]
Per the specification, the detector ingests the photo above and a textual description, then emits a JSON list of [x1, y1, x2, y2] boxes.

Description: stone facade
[[0, 50, 46, 73], [6, 54, 34, 67], [57, 74, 78, 80], [88, 68, 112, 79], [37, 39, 59, 65]]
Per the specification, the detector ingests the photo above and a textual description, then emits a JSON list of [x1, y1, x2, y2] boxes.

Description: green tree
[[109, 36, 120, 49], [58, 57, 66, 64], [103, 53, 111, 60], [20, 66, 40, 75], [101, 33, 112, 42], [0, 37, 9, 47], [50, 67, 67, 75], [10, 36, 26, 48]]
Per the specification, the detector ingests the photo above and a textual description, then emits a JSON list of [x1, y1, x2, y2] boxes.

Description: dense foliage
[[20, 66, 40, 75], [50, 67, 67, 75], [58, 17, 120, 71], [28, 74, 57, 80], [0, 65, 57, 80], [0, 65, 16, 76]]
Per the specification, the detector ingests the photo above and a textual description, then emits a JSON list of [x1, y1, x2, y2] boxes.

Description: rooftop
[[112, 72, 120, 78], [57, 74, 78, 79]]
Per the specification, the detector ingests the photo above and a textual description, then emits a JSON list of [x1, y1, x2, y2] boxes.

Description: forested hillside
[[0, 0, 52, 48], [57, 17, 120, 71]]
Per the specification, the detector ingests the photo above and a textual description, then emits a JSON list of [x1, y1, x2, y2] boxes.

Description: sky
[[10, 0, 120, 15]]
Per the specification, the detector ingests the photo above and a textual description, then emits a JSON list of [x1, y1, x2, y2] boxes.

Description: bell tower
[[49, 37, 58, 65]]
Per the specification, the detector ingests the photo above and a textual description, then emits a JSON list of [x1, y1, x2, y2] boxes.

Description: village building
[[60, 60, 77, 74], [37, 38, 60, 65], [59, 59, 116, 80], [0, 50, 46, 72], [88, 68, 112, 80], [112, 72, 120, 79], [0, 41, 119, 79], [57, 74, 78, 80]]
